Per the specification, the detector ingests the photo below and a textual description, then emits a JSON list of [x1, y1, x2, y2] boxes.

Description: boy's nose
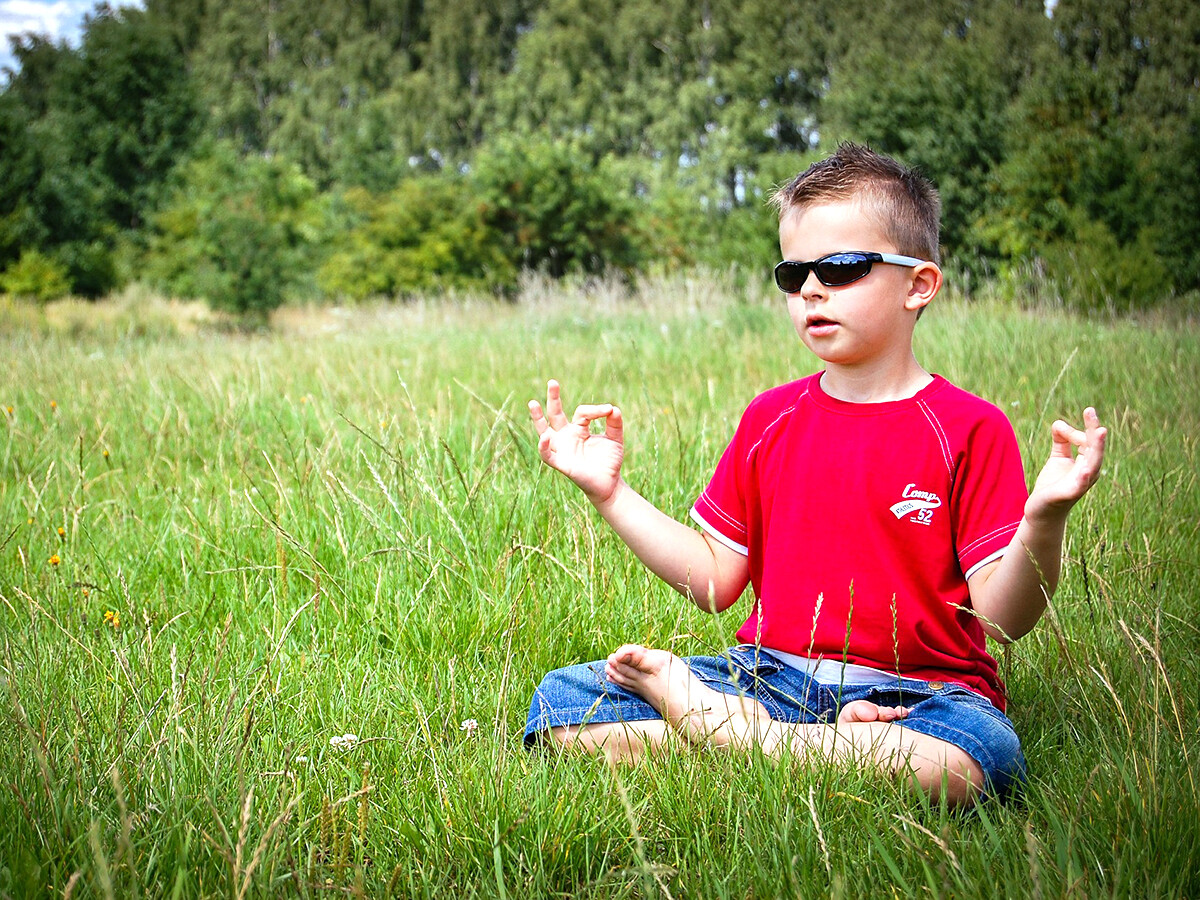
[[799, 269, 826, 300]]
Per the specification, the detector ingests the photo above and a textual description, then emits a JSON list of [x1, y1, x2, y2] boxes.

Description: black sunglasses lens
[[814, 253, 872, 286], [774, 261, 808, 293], [775, 253, 875, 291]]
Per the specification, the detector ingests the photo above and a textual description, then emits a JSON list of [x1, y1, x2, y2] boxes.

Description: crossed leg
[[545, 645, 985, 806]]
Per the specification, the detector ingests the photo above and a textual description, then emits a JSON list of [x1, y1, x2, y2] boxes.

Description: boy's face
[[778, 200, 937, 372]]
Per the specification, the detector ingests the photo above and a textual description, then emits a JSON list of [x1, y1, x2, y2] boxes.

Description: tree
[[471, 134, 644, 279], [0, 6, 200, 296], [142, 142, 319, 318], [63, 6, 202, 229], [0, 82, 44, 270], [493, 0, 632, 156], [981, 0, 1200, 307], [317, 179, 516, 300], [822, 0, 1050, 270]]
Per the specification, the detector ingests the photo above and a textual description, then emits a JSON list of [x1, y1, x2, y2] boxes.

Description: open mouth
[[806, 315, 838, 329]]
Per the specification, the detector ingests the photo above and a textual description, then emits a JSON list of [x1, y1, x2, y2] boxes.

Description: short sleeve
[[690, 412, 754, 555], [952, 407, 1028, 579]]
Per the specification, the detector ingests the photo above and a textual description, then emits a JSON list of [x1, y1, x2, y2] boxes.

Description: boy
[[523, 143, 1106, 806]]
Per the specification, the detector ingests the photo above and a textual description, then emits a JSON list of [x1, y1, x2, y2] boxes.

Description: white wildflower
[[460, 718, 479, 737], [329, 733, 359, 752]]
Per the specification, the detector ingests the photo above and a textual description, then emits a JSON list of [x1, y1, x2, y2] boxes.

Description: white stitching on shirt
[[916, 399, 955, 478], [696, 490, 744, 531], [745, 404, 797, 462], [960, 522, 1018, 558]]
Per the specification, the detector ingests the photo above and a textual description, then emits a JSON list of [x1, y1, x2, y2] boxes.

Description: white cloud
[[0, 1, 131, 76], [1, 0, 93, 43]]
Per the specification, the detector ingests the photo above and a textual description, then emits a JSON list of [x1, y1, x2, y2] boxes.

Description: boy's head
[[771, 143, 941, 265]]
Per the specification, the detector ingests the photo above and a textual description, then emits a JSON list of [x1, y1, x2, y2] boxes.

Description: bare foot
[[604, 644, 770, 747], [837, 699, 910, 724], [604, 645, 705, 729]]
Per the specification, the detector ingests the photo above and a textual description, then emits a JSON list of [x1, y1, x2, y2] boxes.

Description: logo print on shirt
[[890, 483, 942, 526]]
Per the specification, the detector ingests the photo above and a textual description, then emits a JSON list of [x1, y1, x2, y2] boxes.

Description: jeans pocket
[[865, 684, 935, 708], [725, 645, 786, 676]]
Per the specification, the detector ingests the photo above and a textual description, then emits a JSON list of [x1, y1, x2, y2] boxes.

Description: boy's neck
[[818, 357, 933, 404]]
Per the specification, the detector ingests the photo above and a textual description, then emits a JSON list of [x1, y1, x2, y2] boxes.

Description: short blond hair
[[771, 142, 941, 264]]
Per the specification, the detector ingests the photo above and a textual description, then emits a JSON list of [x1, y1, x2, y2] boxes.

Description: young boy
[[522, 143, 1107, 806]]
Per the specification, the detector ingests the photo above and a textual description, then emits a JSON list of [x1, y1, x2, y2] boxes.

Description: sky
[[0, 0, 140, 76]]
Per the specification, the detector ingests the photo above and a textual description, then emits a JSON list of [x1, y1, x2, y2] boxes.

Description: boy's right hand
[[529, 379, 624, 505]]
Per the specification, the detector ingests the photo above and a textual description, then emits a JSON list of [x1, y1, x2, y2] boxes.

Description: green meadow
[[2, 277, 1198, 898]]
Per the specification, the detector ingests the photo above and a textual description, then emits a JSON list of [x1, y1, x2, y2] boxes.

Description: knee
[[932, 746, 986, 807]]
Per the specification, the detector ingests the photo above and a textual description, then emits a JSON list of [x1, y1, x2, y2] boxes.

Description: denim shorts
[[523, 644, 1026, 799]]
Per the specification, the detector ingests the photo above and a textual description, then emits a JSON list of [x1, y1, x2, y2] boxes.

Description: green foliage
[[62, 6, 202, 228], [0, 6, 199, 297], [0, 247, 71, 302], [1041, 220, 1166, 313], [1, 0, 1197, 310], [1148, 106, 1200, 294], [823, 1, 1050, 271], [973, 0, 1200, 309], [318, 180, 516, 300], [639, 175, 779, 276], [54, 239, 120, 299], [320, 136, 648, 299], [615, 151, 805, 280], [472, 135, 643, 279], [990, 214, 1167, 313], [142, 142, 319, 318], [0, 92, 42, 269]]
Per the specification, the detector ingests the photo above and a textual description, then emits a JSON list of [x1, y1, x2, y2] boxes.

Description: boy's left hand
[[1027, 407, 1107, 519]]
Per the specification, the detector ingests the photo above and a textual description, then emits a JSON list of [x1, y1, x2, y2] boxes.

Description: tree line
[[1, 0, 1196, 316]]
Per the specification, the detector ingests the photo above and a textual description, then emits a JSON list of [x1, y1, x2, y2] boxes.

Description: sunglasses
[[773, 251, 926, 293]]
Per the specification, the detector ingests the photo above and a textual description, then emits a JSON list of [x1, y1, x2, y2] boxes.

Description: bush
[[603, 153, 788, 280], [471, 135, 644, 280], [1039, 219, 1165, 314], [319, 136, 648, 301], [55, 239, 119, 298], [317, 180, 515, 301], [142, 142, 318, 319], [0, 248, 71, 302]]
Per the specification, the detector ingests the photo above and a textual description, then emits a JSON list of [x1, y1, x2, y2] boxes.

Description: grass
[[1, 273, 1198, 898]]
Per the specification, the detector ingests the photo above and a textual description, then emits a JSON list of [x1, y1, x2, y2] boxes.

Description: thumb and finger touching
[[1043, 407, 1108, 502]]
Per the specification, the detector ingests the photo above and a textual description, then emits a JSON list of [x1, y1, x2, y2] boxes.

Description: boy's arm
[[968, 407, 1107, 642], [529, 380, 750, 612]]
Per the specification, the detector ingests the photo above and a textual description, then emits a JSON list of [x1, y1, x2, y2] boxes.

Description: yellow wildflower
[[103, 610, 120, 628], [49, 554, 60, 566]]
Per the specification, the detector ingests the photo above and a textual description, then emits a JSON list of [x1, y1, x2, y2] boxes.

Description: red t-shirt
[[691, 373, 1027, 709]]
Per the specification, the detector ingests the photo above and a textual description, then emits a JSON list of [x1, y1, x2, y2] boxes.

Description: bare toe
[[837, 700, 878, 724], [836, 700, 912, 724], [608, 643, 654, 672]]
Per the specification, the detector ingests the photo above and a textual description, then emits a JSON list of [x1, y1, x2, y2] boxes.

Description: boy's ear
[[905, 262, 943, 313]]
